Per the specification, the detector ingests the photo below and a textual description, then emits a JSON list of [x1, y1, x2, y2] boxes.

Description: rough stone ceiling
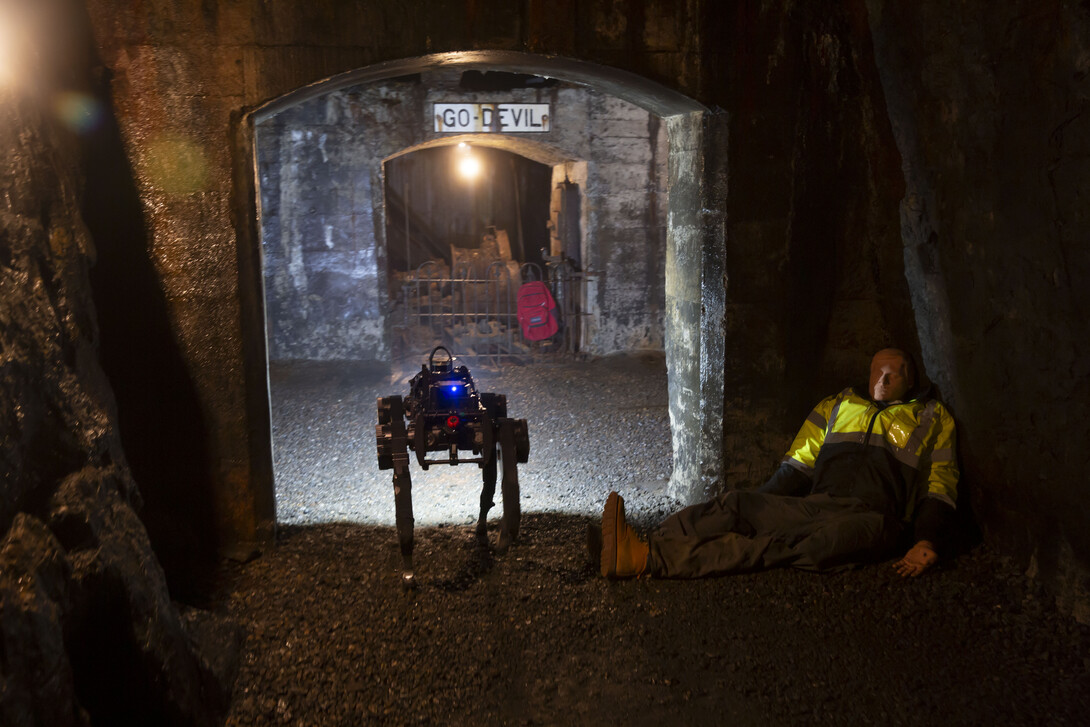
[[253, 50, 707, 123]]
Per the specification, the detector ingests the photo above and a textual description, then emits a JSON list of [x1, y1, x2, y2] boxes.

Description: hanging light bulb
[[458, 154, 481, 180], [457, 143, 481, 180]]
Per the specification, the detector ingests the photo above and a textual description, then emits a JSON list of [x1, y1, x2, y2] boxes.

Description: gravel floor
[[218, 517, 1090, 726], [268, 352, 682, 530], [213, 355, 1090, 725]]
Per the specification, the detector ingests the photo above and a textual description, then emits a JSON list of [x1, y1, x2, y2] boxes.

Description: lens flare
[[145, 133, 210, 195], [53, 92, 105, 134]]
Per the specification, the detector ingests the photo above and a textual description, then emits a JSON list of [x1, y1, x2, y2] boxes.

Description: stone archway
[[236, 51, 727, 544]]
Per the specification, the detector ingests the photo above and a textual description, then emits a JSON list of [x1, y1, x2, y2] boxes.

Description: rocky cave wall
[[866, 0, 1090, 620], [0, 1, 235, 723], [257, 71, 669, 363], [714, 0, 917, 486]]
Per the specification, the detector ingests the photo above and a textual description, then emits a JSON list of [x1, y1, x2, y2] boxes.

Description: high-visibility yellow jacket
[[760, 387, 958, 546]]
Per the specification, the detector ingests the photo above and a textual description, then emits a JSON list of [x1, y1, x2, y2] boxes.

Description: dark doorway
[[384, 145, 552, 275], [384, 145, 566, 364]]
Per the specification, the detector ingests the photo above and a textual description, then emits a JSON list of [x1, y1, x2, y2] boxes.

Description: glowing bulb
[[458, 155, 481, 180]]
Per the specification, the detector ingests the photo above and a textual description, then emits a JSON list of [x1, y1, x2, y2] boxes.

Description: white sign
[[434, 103, 550, 133]]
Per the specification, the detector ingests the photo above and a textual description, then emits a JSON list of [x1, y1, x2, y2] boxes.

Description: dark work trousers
[[648, 491, 902, 578]]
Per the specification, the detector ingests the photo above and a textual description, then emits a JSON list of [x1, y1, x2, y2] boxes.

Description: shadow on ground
[[218, 513, 1090, 725]]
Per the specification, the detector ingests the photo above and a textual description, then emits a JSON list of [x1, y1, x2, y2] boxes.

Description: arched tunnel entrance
[[246, 52, 726, 531]]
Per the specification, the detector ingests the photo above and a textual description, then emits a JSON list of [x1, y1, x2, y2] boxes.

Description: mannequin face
[[869, 350, 912, 402]]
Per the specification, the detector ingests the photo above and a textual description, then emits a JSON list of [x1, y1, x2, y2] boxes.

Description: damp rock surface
[[220, 515, 1090, 725], [0, 31, 235, 724]]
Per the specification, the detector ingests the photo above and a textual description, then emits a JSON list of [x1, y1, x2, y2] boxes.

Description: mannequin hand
[[894, 540, 938, 577]]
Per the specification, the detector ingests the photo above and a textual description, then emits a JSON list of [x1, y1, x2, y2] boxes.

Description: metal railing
[[394, 258, 593, 367]]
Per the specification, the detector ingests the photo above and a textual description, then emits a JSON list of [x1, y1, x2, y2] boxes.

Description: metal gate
[[393, 258, 592, 367]]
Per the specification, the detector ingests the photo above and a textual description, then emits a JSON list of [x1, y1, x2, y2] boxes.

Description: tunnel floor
[[268, 352, 681, 529], [214, 354, 1090, 724], [217, 515, 1090, 725]]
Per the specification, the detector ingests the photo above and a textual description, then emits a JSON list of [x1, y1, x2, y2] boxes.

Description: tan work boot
[[600, 491, 649, 579]]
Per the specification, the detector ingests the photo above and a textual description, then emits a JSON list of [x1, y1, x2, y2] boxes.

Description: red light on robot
[[446, 415, 460, 429]]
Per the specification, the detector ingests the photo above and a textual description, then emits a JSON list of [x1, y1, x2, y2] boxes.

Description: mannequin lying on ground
[[592, 348, 958, 579]]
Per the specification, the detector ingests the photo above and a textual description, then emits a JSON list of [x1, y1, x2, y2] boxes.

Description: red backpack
[[516, 281, 559, 341]]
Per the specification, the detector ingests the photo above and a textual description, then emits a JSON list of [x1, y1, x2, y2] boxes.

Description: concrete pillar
[[665, 111, 729, 504]]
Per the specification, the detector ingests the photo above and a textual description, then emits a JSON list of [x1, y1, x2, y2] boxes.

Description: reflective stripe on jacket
[[781, 388, 958, 522]]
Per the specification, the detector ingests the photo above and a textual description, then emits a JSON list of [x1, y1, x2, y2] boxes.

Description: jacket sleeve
[[913, 498, 955, 550], [780, 394, 839, 477], [913, 401, 959, 549], [758, 462, 811, 496], [758, 394, 839, 495]]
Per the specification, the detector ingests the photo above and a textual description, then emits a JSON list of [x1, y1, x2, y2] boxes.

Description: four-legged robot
[[376, 347, 529, 584]]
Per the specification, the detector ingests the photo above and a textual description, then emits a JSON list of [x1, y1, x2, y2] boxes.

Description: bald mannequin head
[[869, 348, 915, 402]]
